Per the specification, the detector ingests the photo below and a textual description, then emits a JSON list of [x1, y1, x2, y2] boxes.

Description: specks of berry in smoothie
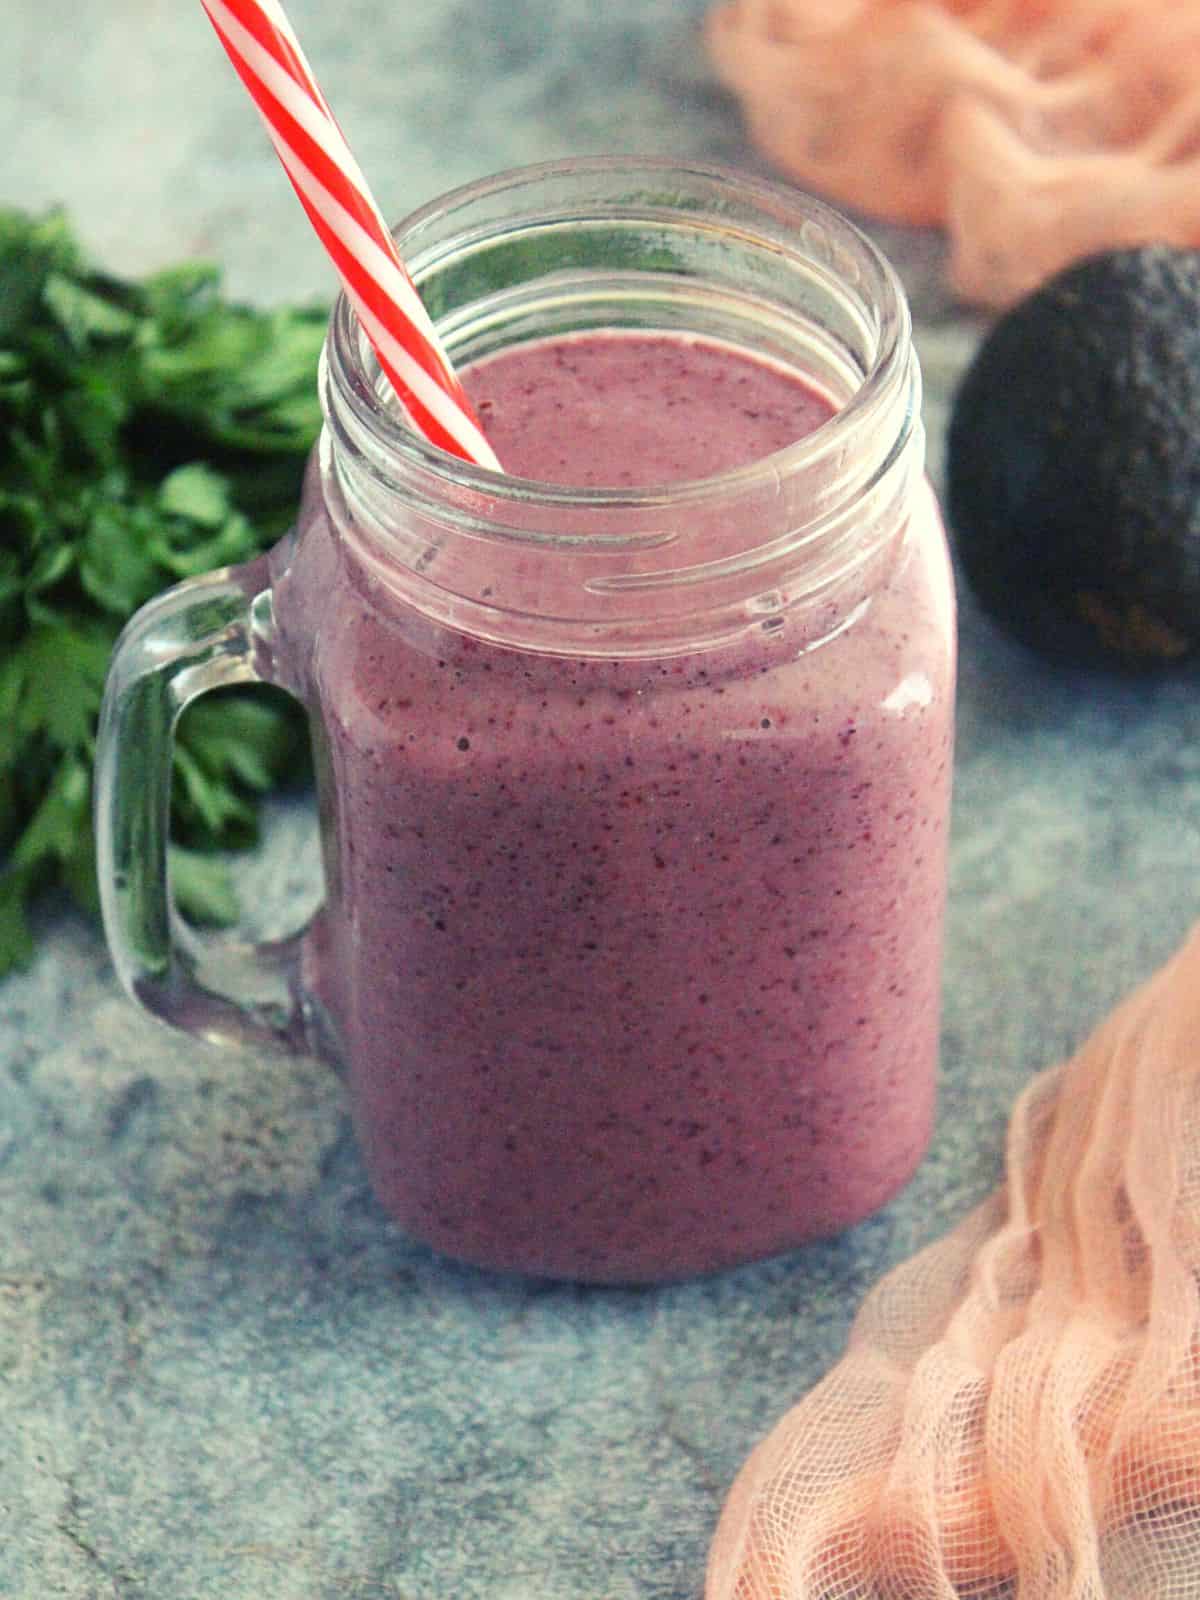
[[462, 330, 836, 487], [298, 331, 954, 1283]]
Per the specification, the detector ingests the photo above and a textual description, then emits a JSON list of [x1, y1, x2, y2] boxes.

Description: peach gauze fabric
[[707, 924, 1200, 1598], [706, 1, 1200, 307]]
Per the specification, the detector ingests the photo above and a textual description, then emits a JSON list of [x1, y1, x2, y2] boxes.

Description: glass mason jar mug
[[96, 159, 956, 1284]]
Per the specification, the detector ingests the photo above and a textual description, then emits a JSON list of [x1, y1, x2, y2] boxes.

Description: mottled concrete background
[[3, 2, 1199, 1596]]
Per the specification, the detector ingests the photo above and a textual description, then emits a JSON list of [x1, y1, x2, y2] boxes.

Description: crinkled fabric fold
[[708, 923, 1200, 1598], [706, 1, 1200, 306]]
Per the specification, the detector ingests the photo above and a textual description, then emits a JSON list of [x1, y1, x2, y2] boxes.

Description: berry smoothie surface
[[280, 331, 956, 1283], [466, 331, 834, 485]]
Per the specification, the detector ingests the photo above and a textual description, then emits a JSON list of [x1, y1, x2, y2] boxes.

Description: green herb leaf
[[169, 846, 242, 929], [0, 205, 325, 977], [0, 865, 36, 971]]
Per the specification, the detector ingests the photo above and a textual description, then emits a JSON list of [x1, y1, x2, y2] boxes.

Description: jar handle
[[95, 555, 312, 1052]]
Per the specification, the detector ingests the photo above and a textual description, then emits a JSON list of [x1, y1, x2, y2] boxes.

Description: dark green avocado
[[946, 247, 1200, 667]]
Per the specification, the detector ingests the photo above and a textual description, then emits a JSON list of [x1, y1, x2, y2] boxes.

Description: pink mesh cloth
[[706, 1, 1200, 306], [708, 924, 1200, 1598]]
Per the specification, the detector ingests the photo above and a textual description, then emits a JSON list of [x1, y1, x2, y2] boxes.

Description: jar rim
[[322, 155, 915, 513]]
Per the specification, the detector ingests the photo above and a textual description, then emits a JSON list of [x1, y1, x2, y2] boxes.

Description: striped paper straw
[[200, 0, 501, 470]]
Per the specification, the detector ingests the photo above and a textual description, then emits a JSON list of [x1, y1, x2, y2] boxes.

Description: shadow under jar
[[97, 158, 956, 1283]]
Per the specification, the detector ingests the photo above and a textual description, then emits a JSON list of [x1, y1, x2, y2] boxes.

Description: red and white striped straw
[[200, 0, 501, 470]]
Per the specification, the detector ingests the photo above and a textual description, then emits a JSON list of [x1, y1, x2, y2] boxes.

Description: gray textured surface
[[3, 2, 1200, 1596]]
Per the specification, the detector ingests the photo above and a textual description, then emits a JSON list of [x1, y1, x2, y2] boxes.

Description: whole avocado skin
[[946, 246, 1200, 667]]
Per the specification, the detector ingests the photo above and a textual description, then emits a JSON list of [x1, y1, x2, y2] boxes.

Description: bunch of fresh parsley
[[0, 207, 329, 976]]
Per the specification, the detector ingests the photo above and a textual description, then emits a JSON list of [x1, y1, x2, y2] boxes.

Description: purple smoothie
[[466, 331, 834, 485], [274, 331, 955, 1282]]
